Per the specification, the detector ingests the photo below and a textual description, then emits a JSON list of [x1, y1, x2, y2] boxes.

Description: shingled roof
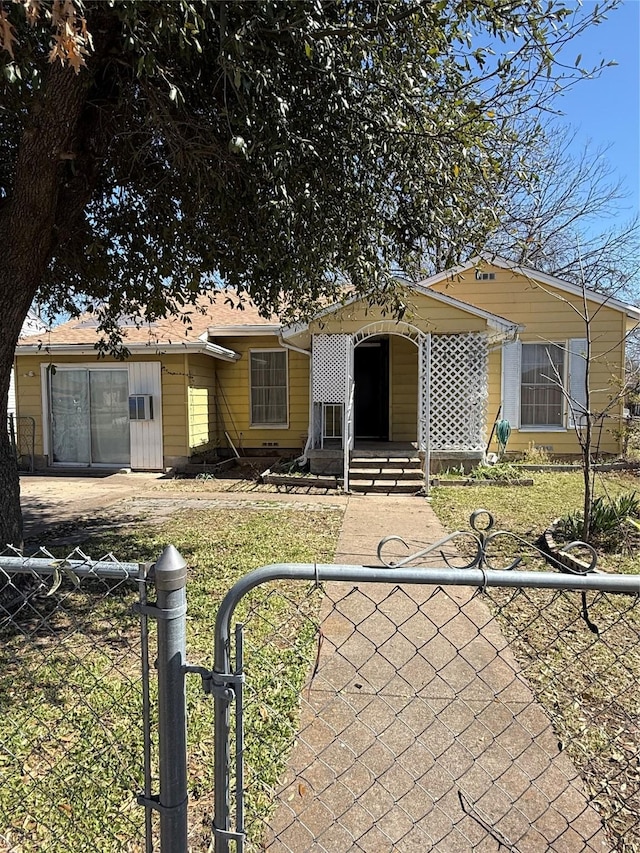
[[17, 292, 275, 352]]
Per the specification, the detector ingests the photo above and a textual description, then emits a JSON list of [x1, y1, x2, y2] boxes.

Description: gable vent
[[475, 271, 496, 281]]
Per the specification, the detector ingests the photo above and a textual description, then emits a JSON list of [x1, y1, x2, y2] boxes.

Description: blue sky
[[553, 0, 640, 225]]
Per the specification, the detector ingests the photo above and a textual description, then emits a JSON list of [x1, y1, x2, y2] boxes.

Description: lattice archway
[[352, 322, 426, 450], [352, 321, 426, 348]]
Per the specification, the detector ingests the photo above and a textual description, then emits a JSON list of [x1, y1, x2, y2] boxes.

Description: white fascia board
[[198, 342, 241, 361], [418, 254, 640, 320], [280, 320, 310, 339], [16, 344, 104, 356], [207, 324, 281, 337], [16, 341, 241, 362]]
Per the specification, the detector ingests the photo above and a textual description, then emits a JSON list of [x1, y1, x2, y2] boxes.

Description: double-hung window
[[520, 343, 565, 428], [250, 349, 288, 427], [502, 338, 587, 430]]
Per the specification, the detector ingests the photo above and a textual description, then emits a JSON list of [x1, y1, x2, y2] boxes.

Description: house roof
[[16, 292, 273, 361], [18, 257, 635, 359], [419, 254, 640, 321]]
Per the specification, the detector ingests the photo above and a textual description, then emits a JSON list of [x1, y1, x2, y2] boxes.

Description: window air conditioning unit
[[129, 394, 154, 420]]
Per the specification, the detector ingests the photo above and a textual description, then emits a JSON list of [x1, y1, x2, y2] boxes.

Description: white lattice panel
[[429, 333, 488, 451], [312, 335, 350, 403]]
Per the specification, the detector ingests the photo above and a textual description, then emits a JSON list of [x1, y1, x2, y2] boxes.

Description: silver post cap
[[153, 545, 188, 591]]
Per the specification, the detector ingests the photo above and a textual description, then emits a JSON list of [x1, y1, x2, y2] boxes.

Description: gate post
[[154, 545, 189, 852]]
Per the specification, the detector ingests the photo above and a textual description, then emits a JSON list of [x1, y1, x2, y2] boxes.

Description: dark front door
[[354, 338, 389, 440]]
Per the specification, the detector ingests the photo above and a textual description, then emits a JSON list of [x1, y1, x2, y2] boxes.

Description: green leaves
[[0, 0, 622, 350]]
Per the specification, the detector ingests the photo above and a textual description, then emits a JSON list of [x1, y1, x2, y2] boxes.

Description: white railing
[[343, 384, 355, 493]]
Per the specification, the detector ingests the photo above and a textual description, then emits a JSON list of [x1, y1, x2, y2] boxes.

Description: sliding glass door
[[89, 370, 131, 464], [50, 368, 130, 466]]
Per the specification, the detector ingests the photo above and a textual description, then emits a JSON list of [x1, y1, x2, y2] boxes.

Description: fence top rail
[[0, 555, 143, 581], [214, 561, 640, 667]]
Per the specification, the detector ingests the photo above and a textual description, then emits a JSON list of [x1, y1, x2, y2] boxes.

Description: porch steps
[[348, 454, 424, 494]]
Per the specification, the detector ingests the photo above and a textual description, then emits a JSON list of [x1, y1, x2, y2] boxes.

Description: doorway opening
[[354, 337, 389, 440]]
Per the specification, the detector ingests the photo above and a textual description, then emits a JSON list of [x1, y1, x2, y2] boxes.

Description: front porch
[[308, 440, 485, 484], [306, 326, 489, 491]]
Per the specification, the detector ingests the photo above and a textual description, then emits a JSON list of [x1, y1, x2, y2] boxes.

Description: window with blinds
[[520, 343, 565, 427], [250, 349, 288, 426]]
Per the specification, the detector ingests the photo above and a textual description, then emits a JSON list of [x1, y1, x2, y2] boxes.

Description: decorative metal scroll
[[377, 509, 598, 575]]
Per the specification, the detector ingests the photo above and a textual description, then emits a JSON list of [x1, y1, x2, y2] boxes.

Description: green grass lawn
[[4, 472, 639, 852], [431, 470, 640, 851], [431, 470, 638, 545], [0, 506, 342, 853]]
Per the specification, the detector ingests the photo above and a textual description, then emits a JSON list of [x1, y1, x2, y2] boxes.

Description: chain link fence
[[0, 546, 156, 853], [213, 556, 640, 852], [1, 528, 638, 852]]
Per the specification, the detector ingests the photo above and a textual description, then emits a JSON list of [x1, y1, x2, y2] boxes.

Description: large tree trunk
[[0, 61, 92, 547]]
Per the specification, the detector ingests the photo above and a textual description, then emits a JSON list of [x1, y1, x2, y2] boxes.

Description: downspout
[[278, 334, 312, 465]]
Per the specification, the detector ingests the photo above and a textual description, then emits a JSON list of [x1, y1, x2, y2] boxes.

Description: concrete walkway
[[17, 476, 609, 850], [267, 494, 609, 852]]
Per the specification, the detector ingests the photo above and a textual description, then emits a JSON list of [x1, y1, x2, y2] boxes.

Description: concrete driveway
[[18, 472, 168, 540], [18, 472, 346, 542]]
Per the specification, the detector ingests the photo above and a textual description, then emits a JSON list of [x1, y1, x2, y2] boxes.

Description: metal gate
[[3, 520, 638, 852], [210, 516, 640, 852]]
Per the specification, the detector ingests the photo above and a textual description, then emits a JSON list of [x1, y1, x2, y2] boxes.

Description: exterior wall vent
[[262, 441, 280, 447], [475, 271, 496, 281]]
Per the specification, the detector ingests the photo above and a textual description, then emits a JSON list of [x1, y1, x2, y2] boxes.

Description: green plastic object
[[496, 419, 511, 455]]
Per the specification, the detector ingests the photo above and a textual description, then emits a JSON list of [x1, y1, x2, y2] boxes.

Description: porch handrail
[[343, 383, 355, 493]]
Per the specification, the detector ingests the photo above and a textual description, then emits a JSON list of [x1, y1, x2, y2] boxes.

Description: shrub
[[558, 492, 640, 550], [470, 462, 522, 481]]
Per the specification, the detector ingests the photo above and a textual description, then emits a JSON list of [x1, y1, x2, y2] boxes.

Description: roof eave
[[280, 321, 309, 340], [199, 342, 241, 361], [15, 340, 241, 362], [208, 324, 281, 337], [487, 320, 524, 336]]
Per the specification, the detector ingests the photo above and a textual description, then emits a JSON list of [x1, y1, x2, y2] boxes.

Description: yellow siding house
[[13, 257, 639, 489]]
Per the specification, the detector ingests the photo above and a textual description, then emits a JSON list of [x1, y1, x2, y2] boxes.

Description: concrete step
[[351, 448, 419, 459], [349, 451, 424, 493], [350, 457, 421, 470], [349, 467, 423, 480], [349, 479, 424, 494]]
